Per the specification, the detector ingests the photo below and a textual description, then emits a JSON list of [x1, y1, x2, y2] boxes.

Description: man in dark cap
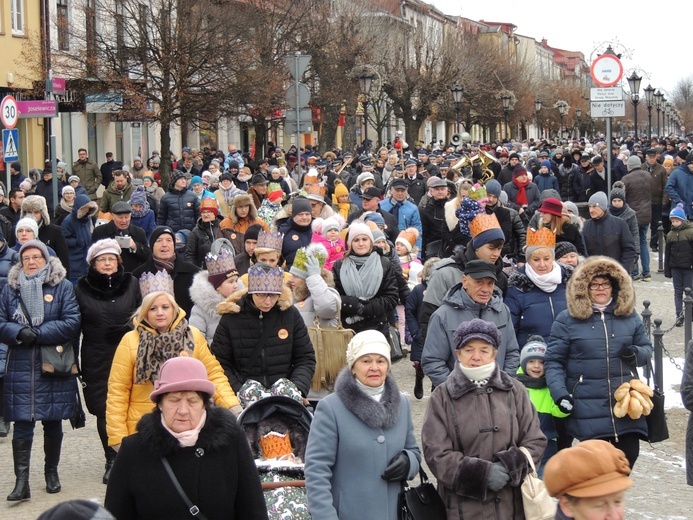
[[403, 159, 427, 205], [233, 223, 262, 276], [421, 259, 519, 387], [92, 201, 151, 273], [247, 173, 269, 209], [420, 177, 450, 260], [157, 170, 200, 231]]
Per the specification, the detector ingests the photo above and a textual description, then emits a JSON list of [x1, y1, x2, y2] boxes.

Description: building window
[[11, 0, 24, 35], [57, 0, 69, 50]]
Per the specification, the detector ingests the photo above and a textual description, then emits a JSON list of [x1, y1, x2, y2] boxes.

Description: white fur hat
[[346, 330, 391, 369]]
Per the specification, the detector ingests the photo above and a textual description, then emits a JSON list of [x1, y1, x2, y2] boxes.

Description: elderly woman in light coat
[[305, 330, 421, 520], [422, 318, 546, 519]]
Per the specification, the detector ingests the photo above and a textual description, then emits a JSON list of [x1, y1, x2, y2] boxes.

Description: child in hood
[[311, 216, 345, 271]]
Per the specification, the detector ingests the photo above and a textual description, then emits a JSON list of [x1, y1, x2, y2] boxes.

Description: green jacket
[[100, 181, 135, 213], [72, 160, 102, 200], [517, 367, 568, 441]]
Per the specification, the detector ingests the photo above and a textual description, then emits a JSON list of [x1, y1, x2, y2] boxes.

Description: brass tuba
[[472, 150, 497, 185]]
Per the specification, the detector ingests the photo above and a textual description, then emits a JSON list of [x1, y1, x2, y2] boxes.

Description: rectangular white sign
[[590, 100, 626, 118], [590, 88, 623, 102]]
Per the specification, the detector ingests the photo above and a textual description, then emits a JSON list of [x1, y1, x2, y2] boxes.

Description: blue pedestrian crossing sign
[[2, 129, 19, 162]]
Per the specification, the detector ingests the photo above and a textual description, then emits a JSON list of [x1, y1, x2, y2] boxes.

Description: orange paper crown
[[526, 227, 557, 249], [260, 431, 293, 459], [469, 213, 501, 238]]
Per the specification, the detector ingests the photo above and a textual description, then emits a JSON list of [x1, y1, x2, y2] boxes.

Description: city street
[[0, 254, 691, 518]]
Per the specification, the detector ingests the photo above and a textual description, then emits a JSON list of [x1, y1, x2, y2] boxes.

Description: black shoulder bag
[[18, 295, 78, 377], [645, 358, 669, 443], [399, 467, 447, 520], [161, 457, 209, 520]]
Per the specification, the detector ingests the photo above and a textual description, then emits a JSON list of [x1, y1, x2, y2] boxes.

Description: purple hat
[[149, 357, 215, 401], [453, 318, 502, 350]]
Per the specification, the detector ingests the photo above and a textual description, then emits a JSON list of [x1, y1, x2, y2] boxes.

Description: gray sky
[[431, 1, 682, 98]]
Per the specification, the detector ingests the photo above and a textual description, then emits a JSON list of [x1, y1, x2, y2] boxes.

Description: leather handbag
[[398, 468, 446, 520], [307, 312, 354, 392], [646, 359, 669, 443], [69, 377, 86, 429], [18, 296, 78, 377], [519, 447, 556, 520]]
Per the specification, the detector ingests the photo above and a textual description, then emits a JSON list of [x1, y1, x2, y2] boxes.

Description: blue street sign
[[2, 129, 19, 162]]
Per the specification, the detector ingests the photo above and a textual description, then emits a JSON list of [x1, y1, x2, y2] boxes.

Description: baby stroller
[[238, 395, 313, 519]]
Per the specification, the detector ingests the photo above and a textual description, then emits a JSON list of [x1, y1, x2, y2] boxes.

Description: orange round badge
[[44, 294, 54, 302], [278, 329, 289, 339]]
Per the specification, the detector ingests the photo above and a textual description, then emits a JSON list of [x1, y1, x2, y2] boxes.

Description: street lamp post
[[557, 102, 568, 140], [627, 71, 642, 141], [665, 103, 672, 135], [501, 94, 511, 139], [654, 90, 664, 137], [451, 84, 463, 134], [358, 73, 374, 151], [575, 108, 582, 140], [644, 84, 655, 141], [534, 99, 543, 139]]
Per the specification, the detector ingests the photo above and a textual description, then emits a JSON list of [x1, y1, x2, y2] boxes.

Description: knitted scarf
[[513, 176, 529, 206], [16, 264, 50, 326], [59, 198, 74, 215], [135, 318, 195, 384], [154, 253, 176, 275], [130, 200, 150, 218], [337, 202, 352, 221], [525, 262, 562, 293], [339, 252, 383, 301], [459, 361, 496, 388]]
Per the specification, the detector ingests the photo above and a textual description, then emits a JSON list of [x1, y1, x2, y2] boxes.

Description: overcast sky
[[431, 1, 683, 98]]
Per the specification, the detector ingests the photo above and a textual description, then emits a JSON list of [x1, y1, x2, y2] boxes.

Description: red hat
[[539, 198, 563, 217]]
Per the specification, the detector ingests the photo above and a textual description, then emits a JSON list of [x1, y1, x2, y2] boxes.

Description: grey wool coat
[[422, 363, 546, 520], [305, 368, 421, 520]]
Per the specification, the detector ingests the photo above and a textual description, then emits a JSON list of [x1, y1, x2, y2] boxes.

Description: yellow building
[[0, 0, 48, 189]]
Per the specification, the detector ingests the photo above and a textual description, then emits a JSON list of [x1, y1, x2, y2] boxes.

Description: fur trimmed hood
[[566, 255, 634, 320], [135, 406, 241, 458], [507, 264, 573, 293], [229, 194, 259, 224], [7, 256, 66, 289], [334, 367, 401, 429], [216, 284, 294, 315], [21, 195, 51, 225], [189, 270, 224, 317], [72, 194, 98, 220]]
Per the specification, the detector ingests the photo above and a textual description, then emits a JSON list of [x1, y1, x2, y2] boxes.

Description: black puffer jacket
[[582, 212, 637, 272], [157, 185, 200, 231], [212, 286, 316, 397], [74, 266, 141, 416], [665, 220, 693, 276], [185, 217, 225, 268]]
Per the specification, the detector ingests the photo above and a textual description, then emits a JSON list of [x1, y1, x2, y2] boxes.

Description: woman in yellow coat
[[106, 270, 241, 450]]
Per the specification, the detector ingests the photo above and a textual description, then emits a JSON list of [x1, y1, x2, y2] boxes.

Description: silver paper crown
[[206, 249, 237, 276], [247, 263, 284, 294], [256, 230, 284, 252], [139, 270, 175, 298]]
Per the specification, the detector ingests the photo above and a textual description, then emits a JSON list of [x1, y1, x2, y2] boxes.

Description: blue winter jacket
[[505, 264, 572, 346], [130, 210, 157, 241], [0, 257, 81, 421], [666, 165, 693, 220], [0, 242, 18, 373], [61, 194, 98, 279], [533, 173, 559, 194], [545, 305, 652, 441], [380, 197, 423, 252]]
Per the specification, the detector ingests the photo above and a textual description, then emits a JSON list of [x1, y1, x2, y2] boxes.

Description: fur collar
[[445, 363, 513, 399], [334, 368, 401, 430], [444, 198, 460, 231], [190, 271, 224, 317], [216, 285, 293, 315], [566, 255, 634, 320], [135, 406, 241, 458], [508, 264, 573, 293], [7, 256, 66, 290], [76, 266, 134, 299]]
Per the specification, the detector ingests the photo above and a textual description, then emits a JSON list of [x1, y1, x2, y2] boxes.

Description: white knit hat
[[346, 330, 391, 369]]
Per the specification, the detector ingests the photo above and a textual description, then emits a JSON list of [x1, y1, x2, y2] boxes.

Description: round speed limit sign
[[1, 96, 19, 129]]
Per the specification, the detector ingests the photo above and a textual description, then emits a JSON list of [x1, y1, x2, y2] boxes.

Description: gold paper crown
[[469, 213, 501, 238], [139, 270, 175, 298], [526, 227, 557, 249], [206, 249, 237, 277], [468, 184, 487, 201], [256, 230, 283, 252], [248, 263, 285, 294], [291, 244, 328, 276]]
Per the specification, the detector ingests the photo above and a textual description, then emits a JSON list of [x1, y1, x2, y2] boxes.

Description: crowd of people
[[0, 131, 692, 519]]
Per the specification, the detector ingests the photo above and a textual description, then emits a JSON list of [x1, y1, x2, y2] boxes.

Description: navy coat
[[61, 194, 99, 279], [505, 264, 571, 346], [157, 184, 200, 231], [0, 257, 81, 421]]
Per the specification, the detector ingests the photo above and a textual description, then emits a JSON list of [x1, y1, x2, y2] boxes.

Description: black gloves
[[17, 327, 38, 346], [381, 452, 410, 481], [555, 395, 574, 415], [487, 462, 510, 491], [341, 296, 365, 317], [620, 346, 638, 364]]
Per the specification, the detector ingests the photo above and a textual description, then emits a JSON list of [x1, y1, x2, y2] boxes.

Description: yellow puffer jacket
[[106, 310, 240, 446]]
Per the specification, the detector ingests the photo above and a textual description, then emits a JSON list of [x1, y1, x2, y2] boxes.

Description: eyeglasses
[[21, 255, 44, 263], [95, 255, 118, 263], [253, 293, 280, 300], [589, 282, 612, 290]]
